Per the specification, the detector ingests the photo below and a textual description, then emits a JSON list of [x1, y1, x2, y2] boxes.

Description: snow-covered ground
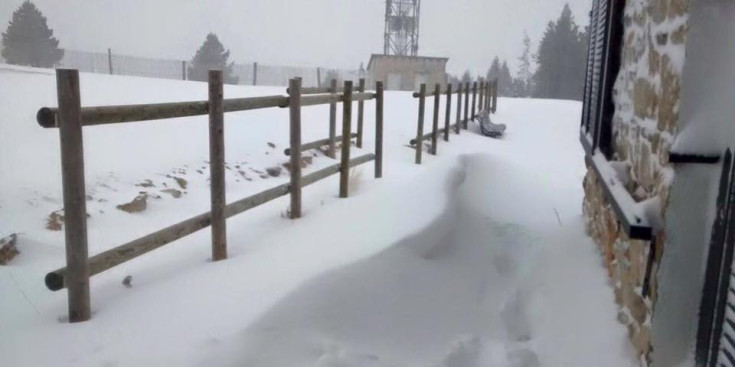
[[0, 65, 635, 366]]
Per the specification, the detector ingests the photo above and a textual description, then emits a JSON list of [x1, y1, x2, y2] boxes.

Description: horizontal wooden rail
[[412, 89, 461, 98], [410, 123, 459, 146], [37, 93, 376, 128], [45, 153, 376, 291], [37, 95, 290, 128], [297, 92, 375, 108], [288, 85, 364, 95], [284, 133, 357, 156], [301, 86, 341, 95]]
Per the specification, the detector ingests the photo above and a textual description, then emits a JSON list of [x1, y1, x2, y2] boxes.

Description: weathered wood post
[[484, 82, 490, 111], [492, 78, 498, 113], [479, 81, 484, 112], [340, 80, 353, 198], [182, 61, 187, 80], [431, 83, 440, 155], [357, 78, 366, 148], [415, 83, 426, 164], [486, 81, 492, 112], [328, 79, 338, 158], [56, 69, 91, 322], [444, 83, 452, 142], [107, 48, 113, 75], [489, 82, 493, 110], [455, 83, 462, 134], [208, 70, 227, 261], [288, 78, 303, 217], [471, 81, 477, 119], [253, 62, 258, 86], [463, 82, 470, 129], [375, 81, 384, 179]]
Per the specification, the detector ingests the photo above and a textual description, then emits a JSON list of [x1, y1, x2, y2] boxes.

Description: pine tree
[[532, 4, 587, 100], [187, 33, 238, 84], [486, 57, 501, 82], [516, 31, 533, 97], [499, 61, 513, 96], [323, 69, 341, 86], [461, 70, 472, 84], [1, 1, 63, 68]]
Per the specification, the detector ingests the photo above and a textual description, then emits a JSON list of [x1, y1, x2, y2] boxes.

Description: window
[[581, 0, 625, 159]]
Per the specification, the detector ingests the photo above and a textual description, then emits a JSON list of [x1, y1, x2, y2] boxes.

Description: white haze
[[0, 0, 590, 76]]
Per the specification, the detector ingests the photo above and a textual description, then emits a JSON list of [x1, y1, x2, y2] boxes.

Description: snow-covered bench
[[477, 110, 506, 138]]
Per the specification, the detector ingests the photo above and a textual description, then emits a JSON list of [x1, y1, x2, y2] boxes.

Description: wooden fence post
[[431, 83, 440, 155], [479, 81, 484, 112], [182, 61, 187, 80], [107, 48, 113, 75], [463, 82, 470, 129], [493, 79, 498, 113], [375, 81, 384, 179], [253, 62, 258, 86], [415, 83, 426, 164], [328, 79, 337, 158], [471, 81, 477, 119], [486, 81, 491, 112], [444, 83, 452, 142], [485, 82, 490, 111], [455, 83, 462, 134], [208, 70, 227, 261], [288, 78, 303, 217], [56, 69, 91, 322], [357, 78, 366, 148], [489, 82, 493, 110], [340, 80, 353, 198]]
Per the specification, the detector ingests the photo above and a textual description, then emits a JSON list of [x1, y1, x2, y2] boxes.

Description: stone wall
[[582, 0, 689, 365]]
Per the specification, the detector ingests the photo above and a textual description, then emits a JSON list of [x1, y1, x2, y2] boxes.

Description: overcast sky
[[0, 0, 591, 76]]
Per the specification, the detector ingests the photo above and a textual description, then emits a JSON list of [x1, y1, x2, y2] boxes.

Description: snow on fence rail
[[409, 79, 498, 164], [36, 69, 384, 322]]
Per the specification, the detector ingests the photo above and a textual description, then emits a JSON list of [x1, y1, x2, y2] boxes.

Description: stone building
[[366, 54, 448, 91], [580, 0, 734, 366]]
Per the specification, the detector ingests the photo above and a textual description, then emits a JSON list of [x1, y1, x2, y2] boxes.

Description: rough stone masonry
[[582, 0, 689, 365]]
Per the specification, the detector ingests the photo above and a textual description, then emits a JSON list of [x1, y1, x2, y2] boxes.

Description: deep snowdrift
[[206, 155, 632, 367], [0, 65, 634, 366]]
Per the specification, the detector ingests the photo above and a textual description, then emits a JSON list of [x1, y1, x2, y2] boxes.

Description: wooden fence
[[36, 69, 383, 322], [410, 79, 498, 164]]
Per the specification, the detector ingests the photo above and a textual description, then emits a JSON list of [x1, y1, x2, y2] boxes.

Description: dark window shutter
[[581, 5, 598, 134], [581, 0, 624, 158]]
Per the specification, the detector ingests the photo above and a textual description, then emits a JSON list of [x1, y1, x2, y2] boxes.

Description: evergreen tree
[[461, 70, 472, 84], [188, 33, 238, 84], [486, 58, 514, 97], [323, 69, 341, 86], [532, 4, 587, 100], [486, 57, 501, 82], [1, 1, 63, 68], [499, 61, 513, 96], [516, 31, 534, 97]]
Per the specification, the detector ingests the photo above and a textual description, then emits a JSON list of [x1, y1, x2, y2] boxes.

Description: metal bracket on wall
[[669, 152, 721, 164]]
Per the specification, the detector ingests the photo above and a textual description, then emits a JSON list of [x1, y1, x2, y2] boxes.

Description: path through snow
[[204, 154, 634, 366]]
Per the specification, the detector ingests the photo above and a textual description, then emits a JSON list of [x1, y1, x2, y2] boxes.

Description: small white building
[[366, 54, 448, 91]]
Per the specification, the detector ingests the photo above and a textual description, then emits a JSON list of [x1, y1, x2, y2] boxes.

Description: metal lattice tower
[[384, 0, 421, 56]]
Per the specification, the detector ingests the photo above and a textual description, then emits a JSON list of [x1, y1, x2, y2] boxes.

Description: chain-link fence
[[53, 49, 363, 87]]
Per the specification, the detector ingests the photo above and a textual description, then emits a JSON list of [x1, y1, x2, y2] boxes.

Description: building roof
[[367, 54, 449, 71]]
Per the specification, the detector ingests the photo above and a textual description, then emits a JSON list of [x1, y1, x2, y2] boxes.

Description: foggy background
[[0, 0, 590, 76]]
